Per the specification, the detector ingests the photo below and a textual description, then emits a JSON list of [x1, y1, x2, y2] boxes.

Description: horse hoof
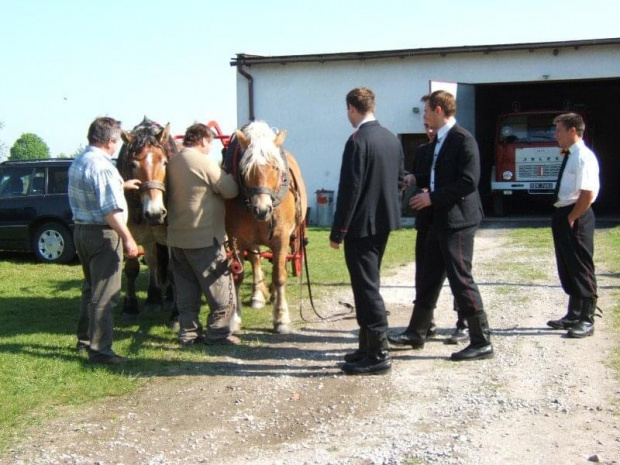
[[274, 323, 291, 334], [251, 299, 265, 309], [169, 318, 180, 333]]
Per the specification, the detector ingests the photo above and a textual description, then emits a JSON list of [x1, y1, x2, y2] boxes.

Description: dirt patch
[[5, 225, 620, 464]]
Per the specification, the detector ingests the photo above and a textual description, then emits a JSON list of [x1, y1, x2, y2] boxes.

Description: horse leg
[[122, 256, 140, 320], [230, 267, 244, 333], [143, 244, 163, 310], [271, 244, 291, 334], [248, 249, 269, 309]]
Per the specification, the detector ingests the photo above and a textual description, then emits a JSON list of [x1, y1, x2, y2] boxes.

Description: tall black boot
[[567, 297, 596, 338], [344, 327, 368, 363], [547, 296, 581, 330], [445, 314, 469, 345], [388, 305, 433, 349], [342, 330, 391, 375], [451, 311, 494, 361]]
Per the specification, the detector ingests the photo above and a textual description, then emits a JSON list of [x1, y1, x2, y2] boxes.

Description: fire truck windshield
[[498, 113, 558, 144]]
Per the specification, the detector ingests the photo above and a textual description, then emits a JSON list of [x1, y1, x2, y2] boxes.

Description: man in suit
[[330, 86, 404, 375], [405, 124, 468, 345], [389, 90, 493, 361]]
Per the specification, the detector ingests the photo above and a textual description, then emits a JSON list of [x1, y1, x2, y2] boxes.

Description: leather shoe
[[567, 321, 594, 338], [89, 355, 128, 365], [342, 354, 391, 375], [450, 343, 493, 361], [387, 331, 425, 349], [547, 317, 579, 330], [344, 349, 366, 363], [444, 327, 469, 345]]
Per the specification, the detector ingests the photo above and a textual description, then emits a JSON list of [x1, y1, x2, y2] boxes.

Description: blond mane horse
[[226, 121, 307, 333]]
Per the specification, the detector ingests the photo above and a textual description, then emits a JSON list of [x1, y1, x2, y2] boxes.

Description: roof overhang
[[231, 38, 620, 67]]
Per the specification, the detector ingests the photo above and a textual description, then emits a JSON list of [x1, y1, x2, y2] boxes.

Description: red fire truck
[[490, 110, 571, 216]]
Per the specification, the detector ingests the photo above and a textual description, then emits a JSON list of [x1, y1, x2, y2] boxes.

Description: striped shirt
[[68, 146, 128, 224]]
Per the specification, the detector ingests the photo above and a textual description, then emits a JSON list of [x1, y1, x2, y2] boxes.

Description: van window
[[49, 167, 69, 194]]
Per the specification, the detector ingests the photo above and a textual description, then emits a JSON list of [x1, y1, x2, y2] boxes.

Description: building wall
[[235, 44, 620, 223]]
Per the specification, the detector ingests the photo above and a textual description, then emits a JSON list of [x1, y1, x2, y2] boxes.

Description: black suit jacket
[[429, 124, 484, 229], [330, 120, 404, 243], [410, 141, 433, 231]]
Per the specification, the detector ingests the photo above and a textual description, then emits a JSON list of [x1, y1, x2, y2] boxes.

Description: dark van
[[0, 158, 76, 263]]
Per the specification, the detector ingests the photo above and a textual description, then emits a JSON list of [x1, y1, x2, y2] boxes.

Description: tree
[[9, 133, 50, 160], [0, 121, 7, 161]]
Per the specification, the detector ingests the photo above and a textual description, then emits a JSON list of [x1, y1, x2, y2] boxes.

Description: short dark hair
[[423, 90, 457, 117], [183, 123, 214, 147], [346, 87, 376, 114], [553, 113, 585, 137], [87, 117, 121, 145]]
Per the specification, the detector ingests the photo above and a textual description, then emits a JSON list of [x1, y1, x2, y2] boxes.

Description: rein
[[239, 148, 290, 208]]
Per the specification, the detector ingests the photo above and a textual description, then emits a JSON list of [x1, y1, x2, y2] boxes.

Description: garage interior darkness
[[475, 78, 620, 216], [401, 78, 619, 217]]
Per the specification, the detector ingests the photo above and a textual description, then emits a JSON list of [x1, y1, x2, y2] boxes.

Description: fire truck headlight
[[502, 170, 513, 181]]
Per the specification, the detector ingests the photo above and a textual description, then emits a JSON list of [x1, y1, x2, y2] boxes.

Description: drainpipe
[[236, 62, 255, 122]]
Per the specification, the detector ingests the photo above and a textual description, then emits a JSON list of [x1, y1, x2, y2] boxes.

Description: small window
[[0, 169, 30, 197], [49, 167, 69, 194], [29, 168, 46, 195]]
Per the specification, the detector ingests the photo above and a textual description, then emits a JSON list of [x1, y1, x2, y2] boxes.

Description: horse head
[[120, 119, 172, 226], [236, 121, 289, 222]]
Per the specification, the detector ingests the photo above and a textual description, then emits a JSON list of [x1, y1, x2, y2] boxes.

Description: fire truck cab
[[490, 110, 568, 216]]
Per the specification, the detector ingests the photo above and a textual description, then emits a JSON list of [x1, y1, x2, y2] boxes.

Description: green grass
[[596, 226, 620, 373], [0, 227, 415, 451]]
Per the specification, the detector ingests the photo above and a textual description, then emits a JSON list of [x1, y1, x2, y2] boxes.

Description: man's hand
[[123, 179, 142, 191], [410, 190, 432, 210], [330, 240, 341, 249], [124, 237, 140, 258], [403, 173, 416, 190]]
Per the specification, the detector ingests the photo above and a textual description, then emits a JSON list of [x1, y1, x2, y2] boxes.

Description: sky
[[0, 0, 619, 159]]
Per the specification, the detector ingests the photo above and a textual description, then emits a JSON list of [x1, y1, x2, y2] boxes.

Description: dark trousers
[[171, 240, 236, 343], [74, 225, 123, 358], [552, 206, 597, 299], [414, 223, 483, 319], [344, 232, 390, 333]]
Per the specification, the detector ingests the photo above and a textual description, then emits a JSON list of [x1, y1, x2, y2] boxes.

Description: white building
[[231, 38, 620, 221]]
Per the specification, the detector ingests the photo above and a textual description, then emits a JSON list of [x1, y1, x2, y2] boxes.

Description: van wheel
[[33, 222, 76, 264]]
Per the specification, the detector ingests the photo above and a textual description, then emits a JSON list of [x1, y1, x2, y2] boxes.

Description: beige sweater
[[167, 147, 238, 249]]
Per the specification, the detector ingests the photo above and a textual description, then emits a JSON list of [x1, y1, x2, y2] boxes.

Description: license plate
[[531, 182, 553, 189]]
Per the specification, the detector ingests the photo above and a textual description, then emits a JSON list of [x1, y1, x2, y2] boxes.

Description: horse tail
[[155, 243, 169, 287]]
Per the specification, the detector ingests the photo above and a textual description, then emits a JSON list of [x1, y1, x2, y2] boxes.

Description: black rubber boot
[[388, 305, 433, 349], [342, 330, 391, 375], [547, 296, 581, 330], [451, 311, 494, 361], [344, 327, 368, 363], [567, 297, 596, 338], [445, 315, 469, 345]]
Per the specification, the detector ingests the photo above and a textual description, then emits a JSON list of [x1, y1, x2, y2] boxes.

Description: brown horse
[[226, 121, 307, 334], [118, 118, 176, 318]]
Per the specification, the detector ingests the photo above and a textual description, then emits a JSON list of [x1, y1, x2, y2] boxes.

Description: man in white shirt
[[547, 113, 600, 338]]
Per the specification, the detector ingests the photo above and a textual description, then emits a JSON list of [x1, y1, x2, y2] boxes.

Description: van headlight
[[502, 170, 513, 181]]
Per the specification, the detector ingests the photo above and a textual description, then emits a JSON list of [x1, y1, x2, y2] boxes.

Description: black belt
[[75, 223, 113, 230]]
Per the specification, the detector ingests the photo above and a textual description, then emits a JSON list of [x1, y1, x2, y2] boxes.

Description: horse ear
[[158, 123, 171, 144], [274, 130, 287, 147], [121, 130, 132, 144], [236, 130, 249, 149]]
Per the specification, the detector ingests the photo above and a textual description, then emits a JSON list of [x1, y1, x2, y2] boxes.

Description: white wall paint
[[235, 45, 620, 224]]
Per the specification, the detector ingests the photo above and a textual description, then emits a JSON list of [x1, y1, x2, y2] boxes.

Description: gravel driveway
[[5, 224, 619, 465]]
